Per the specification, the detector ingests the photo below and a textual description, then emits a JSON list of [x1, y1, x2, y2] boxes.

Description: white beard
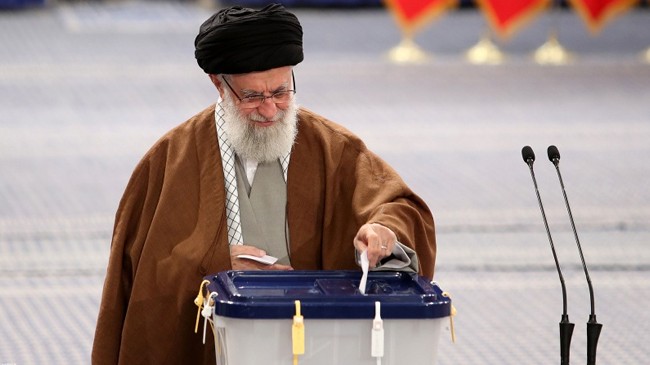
[[220, 92, 298, 163]]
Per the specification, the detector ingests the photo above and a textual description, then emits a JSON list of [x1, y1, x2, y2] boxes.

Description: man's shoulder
[[297, 107, 366, 151], [163, 104, 216, 141], [143, 104, 217, 159]]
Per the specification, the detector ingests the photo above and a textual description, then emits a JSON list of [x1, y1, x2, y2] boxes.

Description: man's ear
[[209, 74, 225, 97]]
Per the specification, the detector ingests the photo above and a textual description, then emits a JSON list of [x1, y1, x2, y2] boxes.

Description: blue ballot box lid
[[205, 270, 451, 319]]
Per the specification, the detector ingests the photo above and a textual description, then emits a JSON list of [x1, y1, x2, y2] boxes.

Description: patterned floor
[[1, 2, 649, 364]]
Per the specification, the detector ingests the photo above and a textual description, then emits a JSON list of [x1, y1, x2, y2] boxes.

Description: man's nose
[[256, 97, 278, 120]]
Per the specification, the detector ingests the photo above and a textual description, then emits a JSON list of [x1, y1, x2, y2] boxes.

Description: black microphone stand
[[547, 145, 603, 365], [522, 146, 574, 365]]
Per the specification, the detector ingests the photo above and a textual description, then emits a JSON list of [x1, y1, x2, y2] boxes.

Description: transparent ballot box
[[199, 270, 451, 365]]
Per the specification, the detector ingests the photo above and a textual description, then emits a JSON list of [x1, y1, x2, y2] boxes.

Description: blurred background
[[1, 0, 649, 364]]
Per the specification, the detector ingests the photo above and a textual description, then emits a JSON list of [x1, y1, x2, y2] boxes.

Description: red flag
[[568, 0, 639, 33], [384, 0, 457, 36], [476, 0, 550, 38]]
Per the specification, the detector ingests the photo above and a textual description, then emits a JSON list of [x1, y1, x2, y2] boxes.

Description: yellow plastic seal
[[442, 291, 457, 344], [292, 300, 305, 364], [194, 280, 210, 334]]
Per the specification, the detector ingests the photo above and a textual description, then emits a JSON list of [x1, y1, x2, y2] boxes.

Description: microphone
[[521, 145, 574, 365], [547, 145, 603, 365]]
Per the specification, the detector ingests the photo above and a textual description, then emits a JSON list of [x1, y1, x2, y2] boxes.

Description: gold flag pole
[[387, 36, 431, 64], [465, 29, 505, 65], [643, 46, 650, 64], [533, 29, 573, 65], [533, 0, 573, 66], [384, 0, 456, 65]]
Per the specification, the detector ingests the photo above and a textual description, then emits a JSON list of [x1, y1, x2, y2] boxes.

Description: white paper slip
[[236, 254, 279, 265], [359, 250, 369, 295]]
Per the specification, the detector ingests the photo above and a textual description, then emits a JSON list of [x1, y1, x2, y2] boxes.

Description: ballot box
[[202, 270, 451, 365]]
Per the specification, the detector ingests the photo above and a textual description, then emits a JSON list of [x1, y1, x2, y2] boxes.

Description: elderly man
[[92, 4, 436, 364]]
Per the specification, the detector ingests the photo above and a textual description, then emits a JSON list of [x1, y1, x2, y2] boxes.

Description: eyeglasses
[[222, 71, 296, 109]]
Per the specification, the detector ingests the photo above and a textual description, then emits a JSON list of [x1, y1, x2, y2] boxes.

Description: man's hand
[[229, 244, 293, 271], [353, 223, 397, 268]]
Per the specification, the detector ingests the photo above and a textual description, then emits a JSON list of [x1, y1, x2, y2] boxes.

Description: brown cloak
[[92, 105, 436, 364]]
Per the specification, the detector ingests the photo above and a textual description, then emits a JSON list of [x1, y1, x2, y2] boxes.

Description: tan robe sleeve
[[92, 106, 228, 365], [353, 149, 437, 278], [287, 109, 436, 279], [92, 154, 158, 364]]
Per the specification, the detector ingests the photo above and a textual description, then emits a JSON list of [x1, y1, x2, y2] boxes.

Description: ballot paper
[[236, 254, 279, 265], [359, 250, 369, 295]]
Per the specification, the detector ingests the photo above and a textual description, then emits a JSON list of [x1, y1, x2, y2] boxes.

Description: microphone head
[[547, 145, 560, 165], [522, 146, 535, 164]]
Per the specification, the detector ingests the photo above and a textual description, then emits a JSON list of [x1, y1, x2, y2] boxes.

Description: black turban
[[195, 4, 304, 75]]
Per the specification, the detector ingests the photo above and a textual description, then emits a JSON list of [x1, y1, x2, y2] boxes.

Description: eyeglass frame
[[221, 71, 296, 108]]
